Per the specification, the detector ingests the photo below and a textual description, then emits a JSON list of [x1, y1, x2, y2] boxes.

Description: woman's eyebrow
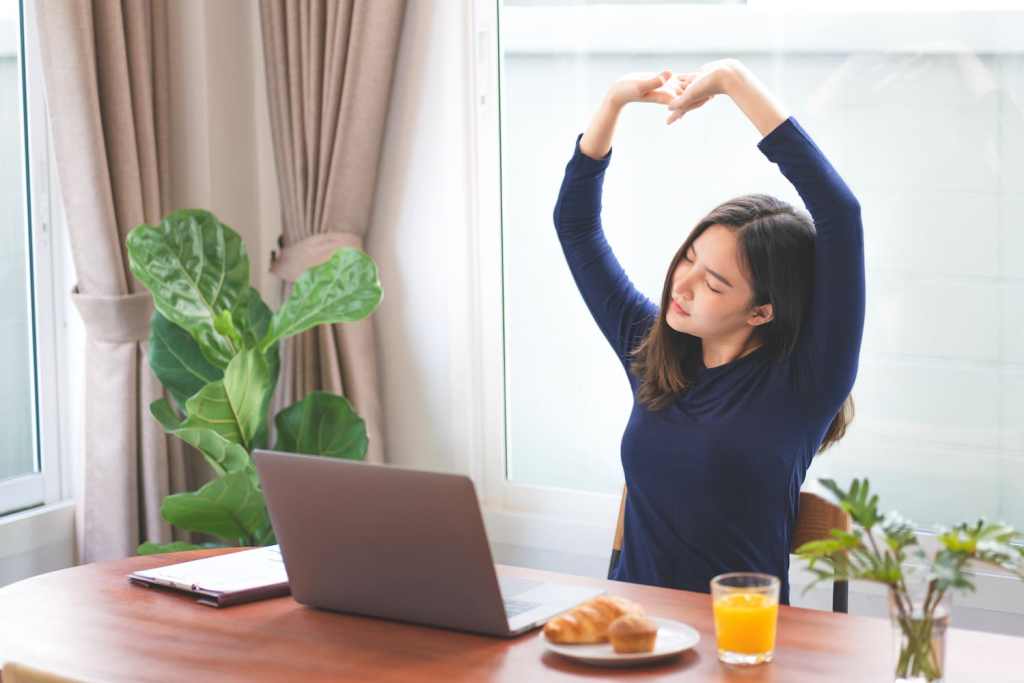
[[689, 245, 735, 288]]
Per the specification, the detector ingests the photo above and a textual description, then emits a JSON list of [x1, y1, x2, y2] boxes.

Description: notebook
[[128, 545, 290, 607]]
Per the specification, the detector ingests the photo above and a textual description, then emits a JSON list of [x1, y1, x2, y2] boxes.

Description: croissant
[[543, 595, 645, 644]]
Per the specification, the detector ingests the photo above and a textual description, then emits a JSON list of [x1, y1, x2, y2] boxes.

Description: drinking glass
[[711, 572, 780, 666]]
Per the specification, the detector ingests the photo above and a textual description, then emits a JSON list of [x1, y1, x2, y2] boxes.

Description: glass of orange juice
[[710, 572, 780, 666]]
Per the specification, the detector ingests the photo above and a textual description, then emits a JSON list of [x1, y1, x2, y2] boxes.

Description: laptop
[[252, 449, 605, 637]]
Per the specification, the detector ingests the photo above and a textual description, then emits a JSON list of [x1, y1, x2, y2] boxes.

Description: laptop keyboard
[[504, 598, 541, 618]]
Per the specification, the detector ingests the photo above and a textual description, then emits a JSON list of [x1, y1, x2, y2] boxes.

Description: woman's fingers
[[666, 110, 683, 125], [665, 95, 713, 125], [643, 68, 672, 91], [668, 72, 716, 109], [668, 89, 694, 110], [667, 92, 693, 112], [660, 68, 711, 122]]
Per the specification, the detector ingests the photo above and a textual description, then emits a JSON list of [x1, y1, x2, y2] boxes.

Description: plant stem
[[922, 579, 935, 619]]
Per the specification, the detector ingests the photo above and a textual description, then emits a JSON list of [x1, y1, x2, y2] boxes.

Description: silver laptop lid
[[252, 449, 514, 636]]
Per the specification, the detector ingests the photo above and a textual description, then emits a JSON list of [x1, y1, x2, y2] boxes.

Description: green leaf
[[136, 541, 222, 555], [273, 391, 368, 459], [180, 381, 246, 447], [795, 539, 846, 558], [150, 398, 253, 480], [252, 348, 280, 452], [233, 287, 274, 348], [126, 209, 250, 367], [148, 311, 224, 409], [137, 541, 201, 555], [937, 519, 1024, 578], [160, 471, 269, 544], [259, 248, 381, 353], [214, 309, 243, 348], [230, 288, 280, 450], [254, 518, 277, 546], [819, 477, 884, 530], [932, 550, 974, 594], [882, 510, 919, 556], [223, 349, 273, 451], [231, 286, 280, 448]]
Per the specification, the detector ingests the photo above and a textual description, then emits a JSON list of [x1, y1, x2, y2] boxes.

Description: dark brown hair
[[628, 193, 853, 455]]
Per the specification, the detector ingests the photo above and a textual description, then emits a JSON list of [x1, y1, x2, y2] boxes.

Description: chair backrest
[[790, 490, 852, 551]]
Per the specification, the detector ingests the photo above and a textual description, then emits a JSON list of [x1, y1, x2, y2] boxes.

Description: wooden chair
[[1, 662, 84, 683], [608, 485, 851, 613]]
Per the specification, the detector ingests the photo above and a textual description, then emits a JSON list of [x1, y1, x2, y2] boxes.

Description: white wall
[[318, 0, 478, 478]]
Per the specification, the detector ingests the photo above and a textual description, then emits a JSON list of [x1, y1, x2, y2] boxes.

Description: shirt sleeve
[[757, 116, 866, 417], [553, 133, 659, 378]]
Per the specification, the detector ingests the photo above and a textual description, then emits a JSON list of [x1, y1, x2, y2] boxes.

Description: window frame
[[469, 0, 1024, 615], [0, 0, 68, 518]]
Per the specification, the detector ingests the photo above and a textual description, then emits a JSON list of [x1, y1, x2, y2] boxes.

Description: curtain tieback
[[270, 232, 365, 284], [71, 287, 154, 343]]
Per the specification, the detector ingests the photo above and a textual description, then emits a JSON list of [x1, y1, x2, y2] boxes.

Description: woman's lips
[[671, 300, 690, 316]]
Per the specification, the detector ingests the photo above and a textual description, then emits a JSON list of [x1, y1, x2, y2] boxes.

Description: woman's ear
[[748, 303, 773, 326]]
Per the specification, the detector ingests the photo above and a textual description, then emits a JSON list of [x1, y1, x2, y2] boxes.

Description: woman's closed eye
[[681, 255, 722, 294]]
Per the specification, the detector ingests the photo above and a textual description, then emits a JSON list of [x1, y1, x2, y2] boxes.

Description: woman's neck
[[701, 334, 763, 368]]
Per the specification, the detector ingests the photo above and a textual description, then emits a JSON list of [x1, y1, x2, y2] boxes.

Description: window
[[0, 0, 64, 517], [494, 0, 1024, 532]]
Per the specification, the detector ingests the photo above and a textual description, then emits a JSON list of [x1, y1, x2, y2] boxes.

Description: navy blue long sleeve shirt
[[552, 116, 864, 605]]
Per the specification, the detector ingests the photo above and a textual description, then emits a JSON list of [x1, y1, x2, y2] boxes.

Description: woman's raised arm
[[668, 59, 864, 416], [555, 71, 711, 377]]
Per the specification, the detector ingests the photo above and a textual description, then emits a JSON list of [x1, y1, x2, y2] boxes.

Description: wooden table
[[0, 549, 1021, 682]]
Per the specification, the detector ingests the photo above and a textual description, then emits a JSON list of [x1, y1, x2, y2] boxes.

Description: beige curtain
[[35, 0, 192, 561], [259, 0, 405, 464]]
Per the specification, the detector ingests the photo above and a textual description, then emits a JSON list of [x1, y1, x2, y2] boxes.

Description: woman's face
[[665, 224, 772, 338]]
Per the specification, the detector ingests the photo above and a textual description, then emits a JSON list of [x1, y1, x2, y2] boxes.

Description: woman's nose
[[674, 274, 697, 300]]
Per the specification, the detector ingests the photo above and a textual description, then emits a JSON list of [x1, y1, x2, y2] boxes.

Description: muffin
[[608, 614, 659, 653]]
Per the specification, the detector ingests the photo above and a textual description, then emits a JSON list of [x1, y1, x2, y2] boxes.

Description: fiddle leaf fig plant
[[126, 209, 382, 553]]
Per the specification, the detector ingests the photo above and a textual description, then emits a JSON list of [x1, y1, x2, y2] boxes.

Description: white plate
[[539, 616, 700, 667]]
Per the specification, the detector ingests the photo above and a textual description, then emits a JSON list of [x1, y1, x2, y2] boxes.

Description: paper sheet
[[132, 545, 288, 592]]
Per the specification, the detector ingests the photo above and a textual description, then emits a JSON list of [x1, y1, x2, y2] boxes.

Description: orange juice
[[712, 592, 779, 654]]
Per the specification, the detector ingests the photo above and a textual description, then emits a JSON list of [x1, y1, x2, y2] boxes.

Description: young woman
[[553, 59, 864, 605]]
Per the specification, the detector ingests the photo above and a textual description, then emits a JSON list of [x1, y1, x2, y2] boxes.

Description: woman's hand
[[665, 58, 744, 125], [580, 67, 718, 159], [668, 59, 788, 136], [606, 69, 693, 108]]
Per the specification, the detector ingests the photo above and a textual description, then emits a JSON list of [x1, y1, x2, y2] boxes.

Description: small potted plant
[[795, 478, 1024, 682]]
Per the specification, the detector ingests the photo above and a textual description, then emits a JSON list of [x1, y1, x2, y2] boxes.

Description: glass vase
[[887, 579, 951, 683]]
